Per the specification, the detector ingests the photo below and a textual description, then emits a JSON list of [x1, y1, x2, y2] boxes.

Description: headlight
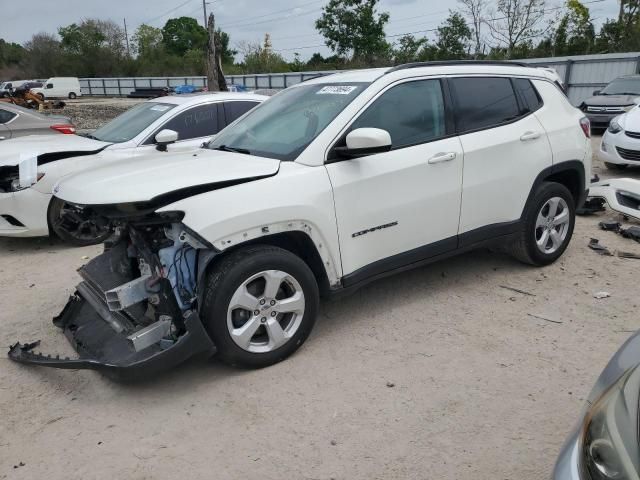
[[608, 119, 623, 134], [580, 367, 640, 480], [623, 105, 636, 112]]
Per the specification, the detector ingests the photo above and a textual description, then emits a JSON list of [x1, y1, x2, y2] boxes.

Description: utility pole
[[202, 0, 208, 27], [123, 18, 131, 57]]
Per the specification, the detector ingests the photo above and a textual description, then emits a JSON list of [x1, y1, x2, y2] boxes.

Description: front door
[[326, 78, 464, 284]]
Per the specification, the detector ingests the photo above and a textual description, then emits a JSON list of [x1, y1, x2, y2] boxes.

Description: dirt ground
[[1, 136, 640, 479]]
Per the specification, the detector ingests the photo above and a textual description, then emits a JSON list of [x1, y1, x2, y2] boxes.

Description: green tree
[[392, 35, 430, 64], [162, 17, 207, 56], [435, 12, 472, 59], [238, 35, 290, 74], [554, 0, 595, 55], [215, 28, 237, 66], [315, 0, 391, 62], [487, 0, 550, 58], [132, 24, 163, 58]]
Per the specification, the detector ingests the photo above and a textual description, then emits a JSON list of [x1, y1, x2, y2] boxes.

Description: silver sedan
[[0, 103, 75, 140], [553, 331, 640, 479]]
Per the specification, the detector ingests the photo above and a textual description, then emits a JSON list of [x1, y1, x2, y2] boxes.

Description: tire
[[201, 245, 319, 368], [36, 93, 45, 101], [68, 92, 77, 99], [47, 197, 112, 247], [604, 162, 628, 170], [508, 182, 576, 266]]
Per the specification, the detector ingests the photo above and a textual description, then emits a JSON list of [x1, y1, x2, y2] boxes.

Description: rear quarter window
[[450, 77, 521, 133], [513, 78, 543, 113]]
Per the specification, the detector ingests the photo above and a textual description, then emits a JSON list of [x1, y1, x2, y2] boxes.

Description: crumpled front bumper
[[8, 240, 216, 381], [8, 296, 214, 381]]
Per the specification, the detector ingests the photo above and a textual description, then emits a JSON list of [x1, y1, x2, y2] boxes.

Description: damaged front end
[[9, 209, 217, 380]]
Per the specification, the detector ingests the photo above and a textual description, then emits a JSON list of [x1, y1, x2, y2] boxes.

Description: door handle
[[428, 152, 456, 164], [520, 131, 541, 141], [0, 136, 5, 140]]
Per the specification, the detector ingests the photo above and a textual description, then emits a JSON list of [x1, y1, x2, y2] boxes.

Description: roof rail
[[386, 60, 531, 74]]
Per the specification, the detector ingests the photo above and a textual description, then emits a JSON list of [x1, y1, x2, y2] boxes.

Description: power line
[[218, 0, 325, 28], [143, 0, 197, 25]]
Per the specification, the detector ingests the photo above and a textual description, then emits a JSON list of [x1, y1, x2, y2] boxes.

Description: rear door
[[450, 76, 553, 243], [326, 78, 464, 283]]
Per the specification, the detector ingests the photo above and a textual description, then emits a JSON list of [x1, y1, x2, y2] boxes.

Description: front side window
[[601, 77, 640, 96], [90, 102, 176, 143], [451, 77, 521, 133], [208, 83, 369, 161], [155, 103, 219, 141], [350, 79, 446, 149]]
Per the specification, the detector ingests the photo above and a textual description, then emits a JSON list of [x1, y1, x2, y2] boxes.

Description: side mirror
[[155, 129, 178, 151], [593, 90, 601, 96], [335, 128, 392, 158], [46, 84, 53, 89]]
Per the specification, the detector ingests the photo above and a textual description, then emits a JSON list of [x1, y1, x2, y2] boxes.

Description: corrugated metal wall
[[80, 52, 640, 105]]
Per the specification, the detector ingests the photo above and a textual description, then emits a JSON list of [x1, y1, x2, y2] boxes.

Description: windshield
[[208, 82, 369, 161], [91, 102, 176, 143], [601, 78, 640, 96]]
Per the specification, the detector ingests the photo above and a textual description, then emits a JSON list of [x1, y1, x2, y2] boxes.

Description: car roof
[[148, 92, 268, 107], [300, 63, 554, 88]]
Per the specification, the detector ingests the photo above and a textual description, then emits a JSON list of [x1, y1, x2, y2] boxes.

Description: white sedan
[[598, 100, 640, 170], [0, 92, 266, 244]]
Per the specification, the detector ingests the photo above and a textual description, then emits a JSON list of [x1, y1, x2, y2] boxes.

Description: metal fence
[[80, 51, 640, 105]]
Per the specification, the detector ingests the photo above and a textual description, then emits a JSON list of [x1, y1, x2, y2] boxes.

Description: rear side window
[[0, 109, 16, 123], [351, 79, 446, 149], [513, 78, 543, 112], [224, 101, 259, 124], [159, 103, 219, 141], [451, 77, 520, 133]]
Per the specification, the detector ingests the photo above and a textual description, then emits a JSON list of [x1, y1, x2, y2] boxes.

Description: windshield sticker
[[150, 105, 171, 112], [317, 86, 358, 95]]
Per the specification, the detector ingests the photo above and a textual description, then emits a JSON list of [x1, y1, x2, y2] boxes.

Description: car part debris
[[617, 251, 640, 259], [577, 197, 606, 215], [588, 238, 613, 256], [593, 291, 611, 299], [620, 225, 640, 243], [587, 178, 640, 222], [598, 220, 622, 232], [8, 220, 216, 380]]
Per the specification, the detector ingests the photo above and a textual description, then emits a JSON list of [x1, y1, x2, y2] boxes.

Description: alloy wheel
[[227, 270, 306, 354], [534, 196, 570, 255]]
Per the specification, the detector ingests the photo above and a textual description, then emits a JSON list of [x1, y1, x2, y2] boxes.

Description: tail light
[[50, 124, 76, 135], [580, 117, 591, 138]]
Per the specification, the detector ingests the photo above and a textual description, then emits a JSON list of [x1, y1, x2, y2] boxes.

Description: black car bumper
[[8, 239, 216, 381], [8, 295, 215, 381]]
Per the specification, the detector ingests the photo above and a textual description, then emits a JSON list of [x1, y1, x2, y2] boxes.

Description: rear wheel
[[604, 162, 628, 170], [201, 245, 319, 368], [48, 197, 112, 247], [68, 92, 77, 99], [508, 182, 575, 266], [36, 93, 44, 101]]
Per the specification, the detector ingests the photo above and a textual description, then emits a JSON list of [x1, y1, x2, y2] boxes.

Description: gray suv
[[580, 75, 640, 130]]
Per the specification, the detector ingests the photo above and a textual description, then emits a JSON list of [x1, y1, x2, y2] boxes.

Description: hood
[[55, 149, 280, 206], [583, 94, 639, 107], [0, 134, 111, 167], [618, 106, 640, 132]]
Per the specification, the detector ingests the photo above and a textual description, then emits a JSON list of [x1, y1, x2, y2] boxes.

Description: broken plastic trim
[[588, 178, 640, 222]]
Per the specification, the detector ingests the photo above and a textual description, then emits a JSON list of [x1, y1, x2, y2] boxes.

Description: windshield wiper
[[213, 144, 251, 155], [80, 133, 100, 140]]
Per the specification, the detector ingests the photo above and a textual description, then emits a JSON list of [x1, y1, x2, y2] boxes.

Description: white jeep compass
[[9, 62, 592, 379]]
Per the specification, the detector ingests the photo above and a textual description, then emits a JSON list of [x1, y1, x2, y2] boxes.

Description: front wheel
[[508, 182, 576, 266], [68, 92, 77, 99], [201, 245, 319, 368], [48, 197, 113, 247]]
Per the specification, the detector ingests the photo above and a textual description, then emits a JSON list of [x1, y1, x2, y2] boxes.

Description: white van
[[31, 77, 82, 99]]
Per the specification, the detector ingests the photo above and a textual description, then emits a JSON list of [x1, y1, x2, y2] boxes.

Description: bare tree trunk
[[207, 13, 220, 92], [215, 33, 228, 91]]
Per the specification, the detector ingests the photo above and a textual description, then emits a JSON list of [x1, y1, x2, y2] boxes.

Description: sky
[[0, 0, 622, 60]]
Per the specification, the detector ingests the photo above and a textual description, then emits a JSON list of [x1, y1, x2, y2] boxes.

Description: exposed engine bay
[[8, 208, 216, 379]]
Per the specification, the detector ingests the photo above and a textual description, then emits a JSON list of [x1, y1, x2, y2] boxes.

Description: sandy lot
[[1, 136, 640, 479]]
